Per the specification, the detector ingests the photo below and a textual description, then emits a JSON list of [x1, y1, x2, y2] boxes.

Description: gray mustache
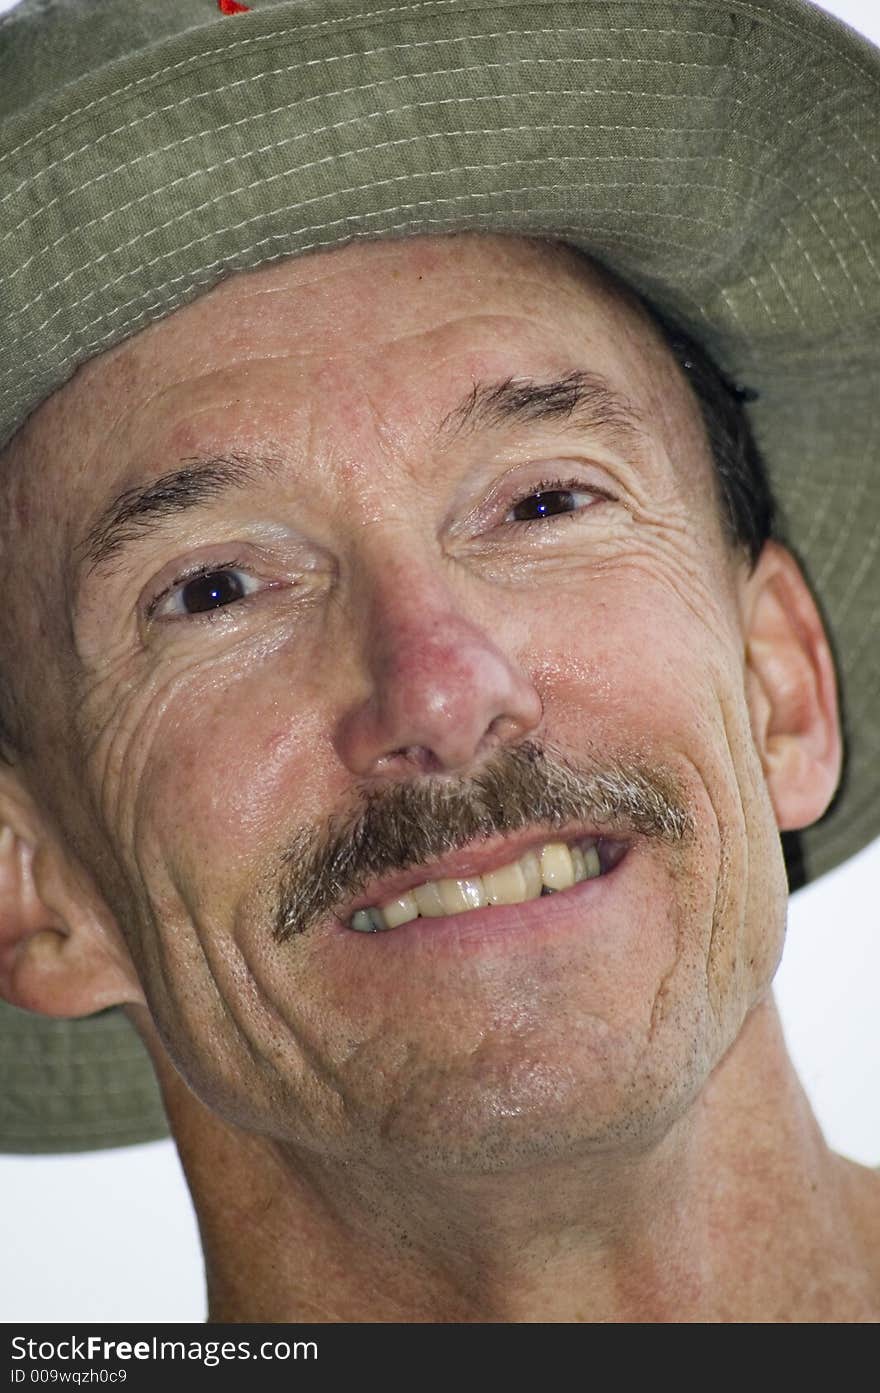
[[273, 739, 695, 940]]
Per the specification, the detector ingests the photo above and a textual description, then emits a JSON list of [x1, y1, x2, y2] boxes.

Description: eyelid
[[451, 461, 613, 536], [145, 555, 257, 622], [503, 474, 612, 524]]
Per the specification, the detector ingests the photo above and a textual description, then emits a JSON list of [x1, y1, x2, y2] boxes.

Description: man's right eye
[[147, 559, 262, 621]]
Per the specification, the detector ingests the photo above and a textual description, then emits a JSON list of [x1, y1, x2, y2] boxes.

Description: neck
[[153, 998, 879, 1323]]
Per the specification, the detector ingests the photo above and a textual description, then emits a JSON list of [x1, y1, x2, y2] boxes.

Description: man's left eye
[[504, 478, 600, 525]]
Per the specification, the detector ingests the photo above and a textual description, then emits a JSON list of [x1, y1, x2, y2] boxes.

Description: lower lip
[[332, 846, 636, 953]]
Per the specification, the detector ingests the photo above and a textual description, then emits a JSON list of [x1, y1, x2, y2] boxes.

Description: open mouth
[[347, 834, 630, 933]]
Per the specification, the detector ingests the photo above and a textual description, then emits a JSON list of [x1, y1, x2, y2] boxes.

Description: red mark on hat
[[218, 0, 251, 13]]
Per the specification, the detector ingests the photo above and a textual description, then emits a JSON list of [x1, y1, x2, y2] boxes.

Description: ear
[[741, 540, 843, 832], [0, 772, 146, 1017]]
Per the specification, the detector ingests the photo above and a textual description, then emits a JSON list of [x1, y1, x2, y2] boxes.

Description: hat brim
[[1, 0, 877, 1150]]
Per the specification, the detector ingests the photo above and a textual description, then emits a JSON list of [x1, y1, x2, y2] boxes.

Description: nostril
[[486, 713, 528, 744], [380, 745, 445, 774]]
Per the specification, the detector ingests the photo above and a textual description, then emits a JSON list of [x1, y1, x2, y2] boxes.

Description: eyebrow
[[76, 373, 645, 580], [77, 452, 282, 578], [438, 371, 647, 455]]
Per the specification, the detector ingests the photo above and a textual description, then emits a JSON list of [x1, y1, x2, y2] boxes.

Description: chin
[[334, 1015, 722, 1177]]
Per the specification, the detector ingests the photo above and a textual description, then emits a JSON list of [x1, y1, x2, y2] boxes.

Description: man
[[0, 0, 877, 1322]]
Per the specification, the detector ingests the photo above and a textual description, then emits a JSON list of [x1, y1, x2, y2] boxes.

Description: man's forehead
[[9, 232, 699, 519], [93, 234, 648, 386]]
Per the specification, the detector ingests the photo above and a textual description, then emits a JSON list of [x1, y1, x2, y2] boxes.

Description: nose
[[333, 561, 543, 779]]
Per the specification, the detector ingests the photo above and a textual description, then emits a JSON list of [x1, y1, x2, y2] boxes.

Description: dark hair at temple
[[643, 303, 783, 568], [558, 239, 784, 567]]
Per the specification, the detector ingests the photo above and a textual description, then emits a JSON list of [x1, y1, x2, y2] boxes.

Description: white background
[[0, 0, 877, 1323]]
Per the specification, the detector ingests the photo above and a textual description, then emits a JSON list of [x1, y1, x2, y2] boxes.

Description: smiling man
[[0, 0, 878, 1323]]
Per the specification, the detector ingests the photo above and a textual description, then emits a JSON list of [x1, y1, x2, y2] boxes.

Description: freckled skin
[[2, 233, 876, 1322]]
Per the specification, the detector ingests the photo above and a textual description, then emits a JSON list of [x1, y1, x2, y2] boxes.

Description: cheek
[[74, 614, 338, 880], [137, 667, 336, 906], [526, 574, 785, 1007], [527, 572, 735, 768]]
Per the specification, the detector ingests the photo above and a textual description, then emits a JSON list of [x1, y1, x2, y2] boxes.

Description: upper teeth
[[349, 838, 603, 932]]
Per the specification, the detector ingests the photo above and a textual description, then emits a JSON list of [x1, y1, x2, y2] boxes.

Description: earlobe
[[0, 806, 146, 1018], [743, 541, 843, 832]]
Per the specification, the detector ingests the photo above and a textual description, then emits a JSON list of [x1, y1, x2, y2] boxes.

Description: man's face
[[5, 233, 789, 1170]]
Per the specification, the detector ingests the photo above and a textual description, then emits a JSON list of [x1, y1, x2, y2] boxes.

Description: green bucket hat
[[1, 0, 878, 1153]]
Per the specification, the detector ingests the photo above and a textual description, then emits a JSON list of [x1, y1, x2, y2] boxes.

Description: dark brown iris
[[181, 570, 245, 614], [512, 489, 577, 521]]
